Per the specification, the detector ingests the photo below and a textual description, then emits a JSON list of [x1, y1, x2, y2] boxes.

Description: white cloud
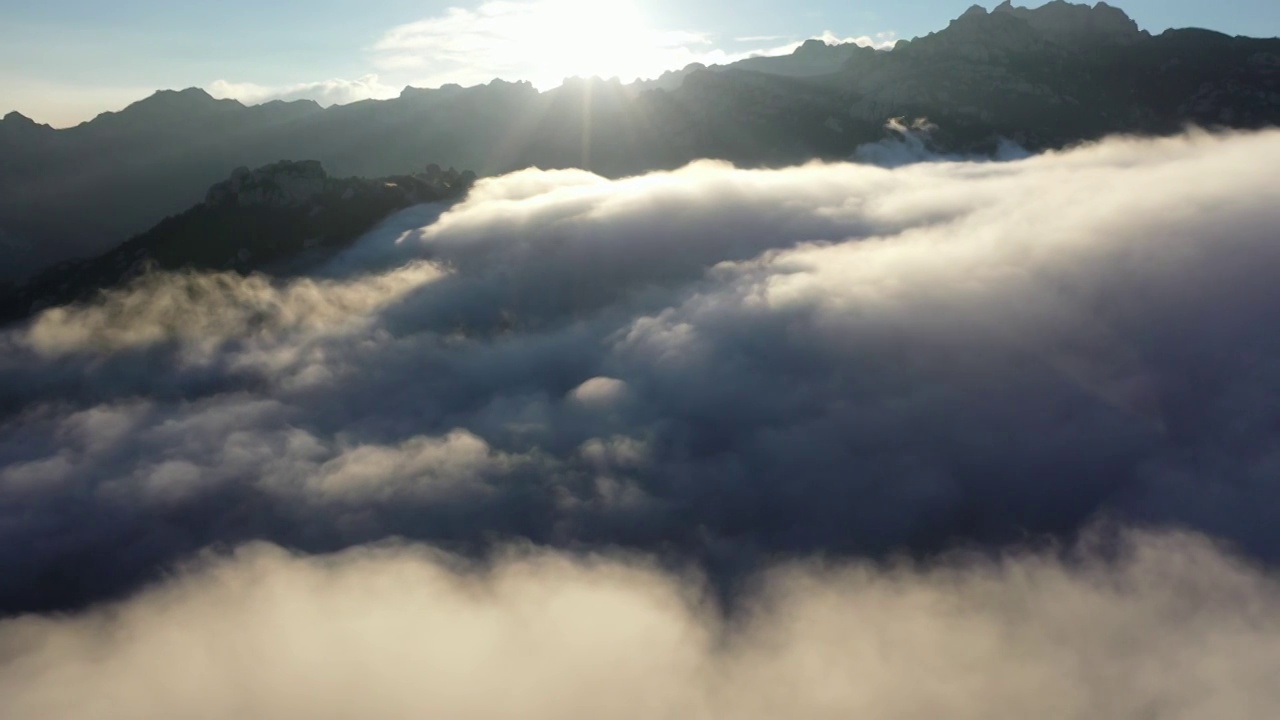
[[21, 262, 441, 360], [371, 0, 893, 90], [206, 74, 399, 107], [4, 128, 1280, 631], [1, 7, 899, 124], [852, 118, 1030, 167], [2, 532, 1279, 719], [201, 5, 899, 109], [301, 430, 516, 501], [568, 376, 630, 407], [372, 0, 711, 88], [748, 29, 899, 56]]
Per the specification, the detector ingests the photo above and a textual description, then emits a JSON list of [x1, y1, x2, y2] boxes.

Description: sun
[[377, 0, 709, 91], [510, 0, 681, 86]]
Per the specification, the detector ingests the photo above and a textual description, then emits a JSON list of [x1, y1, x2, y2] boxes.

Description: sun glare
[[372, 0, 720, 92], [502, 0, 687, 87]]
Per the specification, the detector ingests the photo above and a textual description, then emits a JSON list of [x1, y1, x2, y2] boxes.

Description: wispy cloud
[[737, 30, 899, 59], [369, 0, 893, 89], [370, 0, 715, 88], [204, 3, 897, 107], [207, 74, 399, 107]]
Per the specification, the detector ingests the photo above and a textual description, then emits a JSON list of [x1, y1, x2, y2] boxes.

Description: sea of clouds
[[2, 128, 1280, 717]]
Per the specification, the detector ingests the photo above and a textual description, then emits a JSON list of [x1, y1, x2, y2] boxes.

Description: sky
[[2, 0, 1277, 127]]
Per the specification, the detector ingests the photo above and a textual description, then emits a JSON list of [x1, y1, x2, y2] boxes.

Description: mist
[[3, 531, 1279, 719], [2, 128, 1280, 629]]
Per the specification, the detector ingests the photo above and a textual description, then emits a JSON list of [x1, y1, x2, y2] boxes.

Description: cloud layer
[[2, 531, 1278, 719], [2, 129, 1280, 622]]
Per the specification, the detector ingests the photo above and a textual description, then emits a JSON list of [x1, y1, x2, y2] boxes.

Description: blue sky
[[2, 0, 1277, 127]]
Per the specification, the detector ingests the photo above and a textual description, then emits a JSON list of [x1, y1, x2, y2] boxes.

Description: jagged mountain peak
[[204, 160, 329, 207], [3, 111, 36, 124], [158, 86, 215, 98], [399, 78, 538, 102], [0, 111, 53, 135], [257, 97, 322, 110], [795, 38, 832, 54], [1, 1, 1275, 283], [912, 0, 1145, 56], [136, 86, 226, 108], [996, 0, 1144, 42], [85, 86, 242, 127]]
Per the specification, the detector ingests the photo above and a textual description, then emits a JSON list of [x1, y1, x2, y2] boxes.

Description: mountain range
[[1, 0, 1276, 281]]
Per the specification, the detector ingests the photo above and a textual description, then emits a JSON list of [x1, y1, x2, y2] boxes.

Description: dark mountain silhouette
[[0, 0, 1276, 279], [0, 161, 475, 325]]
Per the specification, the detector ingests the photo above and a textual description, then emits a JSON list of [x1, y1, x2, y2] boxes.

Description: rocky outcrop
[[838, 2, 1277, 147], [993, 1, 1145, 44], [204, 160, 328, 207], [902, 5, 1065, 61], [201, 160, 475, 209], [899, 0, 1145, 59]]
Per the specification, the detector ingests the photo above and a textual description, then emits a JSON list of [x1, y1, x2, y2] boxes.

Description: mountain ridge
[[0, 160, 476, 325], [0, 1, 1275, 280]]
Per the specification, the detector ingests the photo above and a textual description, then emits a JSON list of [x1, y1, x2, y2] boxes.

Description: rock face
[[199, 160, 474, 210], [993, 1, 1144, 44], [841, 2, 1277, 148], [910, 0, 1144, 58], [0, 161, 476, 325], [204, 160, 328, 207]]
